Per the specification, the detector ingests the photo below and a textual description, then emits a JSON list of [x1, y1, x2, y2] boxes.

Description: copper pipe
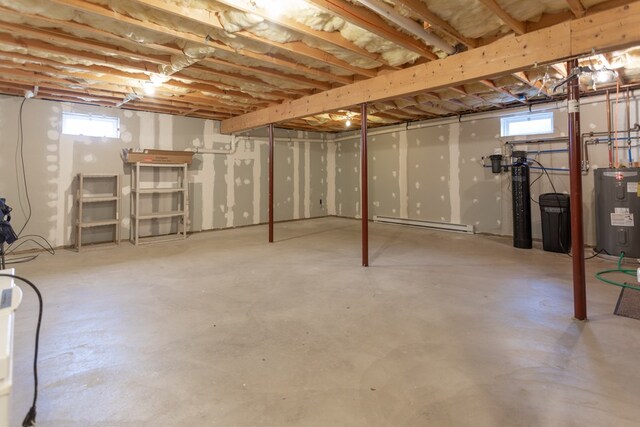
[[268, 123, 274, 243], [606, 90, 612, 167], [567, 59, 586, 320], [627, 88, 632, 165], [361, 103, 369, 267]]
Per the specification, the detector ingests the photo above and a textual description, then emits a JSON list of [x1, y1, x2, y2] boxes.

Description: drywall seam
[[158, 114, 172, 150], [200, 120, 216, 229], [399, 130, 408, 218], [449, 123, 461, 224], [293, 141, 300, 219], [226, 157, 235, 227], [327, 141, 336, 215], [252, 139, 262, 225], [304, 141, 311, 218], [55, 135, 72, 247], [139, 112, 155, 149]]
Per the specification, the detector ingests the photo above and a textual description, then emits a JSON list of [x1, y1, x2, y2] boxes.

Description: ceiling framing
[[0, 0, 638, 133]]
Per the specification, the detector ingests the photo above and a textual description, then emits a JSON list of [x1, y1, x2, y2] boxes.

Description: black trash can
[[539, 193, 571, 253]]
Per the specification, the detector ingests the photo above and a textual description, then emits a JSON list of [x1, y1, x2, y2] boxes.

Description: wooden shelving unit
[[130, 162, 188, 245], [76, 173, 121, 251]]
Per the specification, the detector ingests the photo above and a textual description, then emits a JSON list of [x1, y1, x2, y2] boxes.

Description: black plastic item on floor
[[539, 193, 571, 253], [614, 287, 640, 320]]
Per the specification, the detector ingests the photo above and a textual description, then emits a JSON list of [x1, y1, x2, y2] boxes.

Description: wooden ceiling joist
[[478, 0, 527, 35], [479, 79, 527, 104], [221, 2, 640, 133], [46, 0, 350, 86], [306, 0, 438, 60], [449, 86, 503, 108], [566, 0, 587, 17], [0, 25, 316, 104], [128, 0, 376, 80], [213, 0, 391, 67], [0, 67, 256, 115], [0, 9, 330, 93], [0, 56, 268, 107], [394, 0, 478, 48], [512, 71, 554, 97]]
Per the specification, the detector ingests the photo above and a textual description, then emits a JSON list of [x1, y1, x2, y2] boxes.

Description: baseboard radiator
[[373, 215, 474, 234]]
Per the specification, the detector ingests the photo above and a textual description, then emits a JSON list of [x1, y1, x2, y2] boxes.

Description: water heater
[[594, 167, 640, 258]]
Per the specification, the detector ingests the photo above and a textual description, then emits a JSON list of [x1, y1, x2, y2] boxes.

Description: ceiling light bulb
[[143, 81, 156, 95], [150, 74, 168, 86], [346, 118, 352, 127], [269, 2, 285, 18], [597, 70, 612, 83]]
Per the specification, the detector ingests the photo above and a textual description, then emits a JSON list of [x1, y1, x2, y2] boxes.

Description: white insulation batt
[[0, 0, 635, 125]]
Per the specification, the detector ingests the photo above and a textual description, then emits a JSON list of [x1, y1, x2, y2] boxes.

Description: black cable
[[9, 98, 56, 262], [528, 158, 560, 194], [529, 171, 545, 205], [6, 255, 40, 265], [585, 248, 605, 260], [529, 158, 602, 261], [15, 98, 32, 238], [0, 273, 42, 427], [7, 237, 55, 256]]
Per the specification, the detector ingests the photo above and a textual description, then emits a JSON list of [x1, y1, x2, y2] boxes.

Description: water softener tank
[[595, 168, 640, 258], [512, 151, 532, 249]]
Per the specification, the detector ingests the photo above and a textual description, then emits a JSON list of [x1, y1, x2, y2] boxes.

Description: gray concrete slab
[[9, 217, 640, 426]]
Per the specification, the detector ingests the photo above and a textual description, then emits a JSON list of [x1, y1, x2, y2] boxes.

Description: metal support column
[[361, 103, 369, 267], [568, 58, 587, 320], [268, 123, 274, 243]]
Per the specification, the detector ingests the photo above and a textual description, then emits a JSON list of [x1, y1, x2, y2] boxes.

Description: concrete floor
[[9, 217, 640, 426]]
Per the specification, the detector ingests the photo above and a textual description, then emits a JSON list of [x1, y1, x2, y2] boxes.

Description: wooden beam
[[477, 0, 527, 35], [394, 0, 478, 48], [566, 0, 586, 17], [307, 0, 438, 60], [221, 3, 640, 133], [571, 2, 640, 54]]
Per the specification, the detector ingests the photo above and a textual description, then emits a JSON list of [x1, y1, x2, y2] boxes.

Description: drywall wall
[[332, 91, 639, 247], [0, 95, 328, 248]]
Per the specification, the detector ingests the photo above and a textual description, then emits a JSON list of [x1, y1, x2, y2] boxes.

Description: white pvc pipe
[[333, 90, 640, 140], [185, 135, 239, 155], [354, 0, 456, 54], [185, 135, 330, 154]]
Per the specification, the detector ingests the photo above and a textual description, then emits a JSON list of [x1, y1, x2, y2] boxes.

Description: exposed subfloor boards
[[10, 217, 640, 426]]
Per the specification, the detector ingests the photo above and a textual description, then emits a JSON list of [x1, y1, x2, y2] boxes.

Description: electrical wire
[[7, 236, 55, 256], [528, 158, 600, 260], [5, 255, 40, 265], [0, 273, 42, 427], [9, 98, 56, 263], [15, 98, 31, 238]]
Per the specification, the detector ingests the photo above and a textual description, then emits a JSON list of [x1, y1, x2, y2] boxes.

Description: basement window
[[62, 112, 120, 138], [500, 112, 554, 137]]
